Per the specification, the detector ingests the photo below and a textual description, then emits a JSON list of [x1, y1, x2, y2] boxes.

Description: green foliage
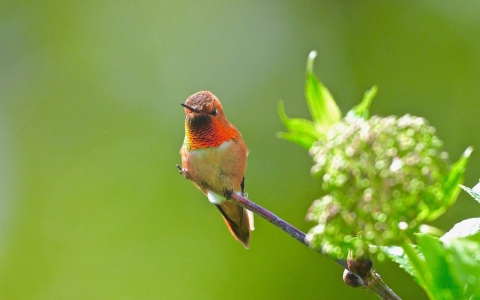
[[277, 51, 341, 149], [347, 85, 378, 120], [425, 147, 472, 221], [280, 52, 479, 299], [460, 183, 480, 204], [277, 101, 322, 149], [381, 245, 420, 283], [304, 51, 342, 130], [306, 114, 467, 259], [382, 216, 480, 300], [440, 219, 480, 298], [419, 234, 464, 299]]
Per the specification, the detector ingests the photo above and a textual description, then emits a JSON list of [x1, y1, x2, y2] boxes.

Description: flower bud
[[307, 114, 450, 258]]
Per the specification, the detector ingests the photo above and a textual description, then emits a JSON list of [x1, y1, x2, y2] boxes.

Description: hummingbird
[[178, 91, 254, 248]]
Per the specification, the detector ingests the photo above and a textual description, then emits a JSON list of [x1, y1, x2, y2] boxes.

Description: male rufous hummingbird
[[178, 91, 254, 248]]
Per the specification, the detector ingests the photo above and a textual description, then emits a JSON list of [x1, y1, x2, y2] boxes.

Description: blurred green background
[[1, 1, 480, 299]]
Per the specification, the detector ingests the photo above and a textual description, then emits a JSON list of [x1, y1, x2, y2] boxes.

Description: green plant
[[278, 51, 479, 300]]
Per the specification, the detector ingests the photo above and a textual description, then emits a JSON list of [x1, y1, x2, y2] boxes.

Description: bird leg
[[176, 164, 191, 179]]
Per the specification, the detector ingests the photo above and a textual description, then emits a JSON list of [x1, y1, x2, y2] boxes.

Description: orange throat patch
[[185, 116, 239, 150]]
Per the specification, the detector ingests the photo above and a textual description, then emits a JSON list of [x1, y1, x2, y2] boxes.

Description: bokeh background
[[1, 1, 480, 299]]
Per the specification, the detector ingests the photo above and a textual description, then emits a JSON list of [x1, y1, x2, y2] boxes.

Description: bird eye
[[211, 109, 217, 116]]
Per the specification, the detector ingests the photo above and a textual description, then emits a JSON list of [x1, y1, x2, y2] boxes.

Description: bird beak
[[181, 103, 201, 113]]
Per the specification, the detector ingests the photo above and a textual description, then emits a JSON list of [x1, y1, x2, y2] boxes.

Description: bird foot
[[176, 164, 189, 179], [224, 189, 233, 199]]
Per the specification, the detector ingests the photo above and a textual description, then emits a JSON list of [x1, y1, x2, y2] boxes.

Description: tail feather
[[215, 201, 252, 248]]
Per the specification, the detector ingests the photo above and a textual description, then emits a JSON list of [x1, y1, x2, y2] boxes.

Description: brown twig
[[228, 192, 402, 300]]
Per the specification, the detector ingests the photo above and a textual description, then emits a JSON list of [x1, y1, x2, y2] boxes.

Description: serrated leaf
[[347, 85, 378, 120], [460, 183, 480, 204], [425, 147, 473, 221], [380, 246, 417, 279], [419, 234, 464, 300], [305, 51, 341, 129], [441, 218, 480, 241]]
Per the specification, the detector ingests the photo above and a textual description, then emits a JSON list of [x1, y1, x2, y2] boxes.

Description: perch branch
[[228, 192, 401, 300], [176, 164, 400, 299]]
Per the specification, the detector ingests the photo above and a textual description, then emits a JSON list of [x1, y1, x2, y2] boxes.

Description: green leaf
[[278, 51, 343, 149], [425, 146, 473, 221], [305, 51, 341, 130], [276, 132, 317, 150], [460, 182, 480, 204], [419, 234, 464, 300], [380, 246, 417, 280], [441, 218, 480, 240], [440, 222, 480, 298], [442, 235, 480, 298], [384, 233, 480, 300], [406, 221, 480, 300], [277, 100, 322, 149], [346, 85, 378, 120]]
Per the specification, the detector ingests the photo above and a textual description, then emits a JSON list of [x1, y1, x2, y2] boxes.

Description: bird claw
[[176, 164, 187, 175], [224, 190, 233, 199], [176, 165, 193, 181]]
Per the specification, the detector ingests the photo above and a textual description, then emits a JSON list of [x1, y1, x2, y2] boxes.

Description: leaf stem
[[400, 241, 434, 299]]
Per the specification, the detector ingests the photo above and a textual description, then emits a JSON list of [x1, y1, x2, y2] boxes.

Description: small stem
[[229, 192, 401, 300], [369, 271, 402, 300], [400, 241, 434, 299]]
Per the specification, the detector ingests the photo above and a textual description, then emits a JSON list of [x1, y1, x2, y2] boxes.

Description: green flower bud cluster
[[306, 114, 449, 258]]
